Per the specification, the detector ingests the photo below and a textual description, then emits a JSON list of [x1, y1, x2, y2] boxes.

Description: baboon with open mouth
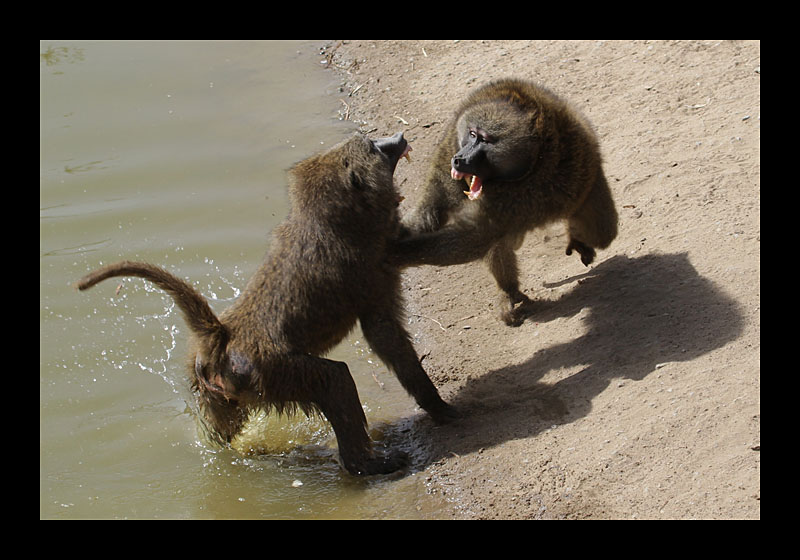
[[396, 79, 618, 326], [77, 132, 457, 476]]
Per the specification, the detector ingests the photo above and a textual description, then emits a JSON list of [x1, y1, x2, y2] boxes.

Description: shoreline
[[322, 40, 759, 519]]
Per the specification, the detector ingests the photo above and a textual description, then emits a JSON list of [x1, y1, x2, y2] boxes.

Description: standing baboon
[[395, 78, 618, 326], [77, 132, 457, 476]]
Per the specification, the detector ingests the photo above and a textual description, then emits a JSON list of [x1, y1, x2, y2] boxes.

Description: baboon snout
[[373, 132, 411, 169]]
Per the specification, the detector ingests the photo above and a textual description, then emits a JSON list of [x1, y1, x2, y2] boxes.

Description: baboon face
[[452, 102, 539, 200], [288, 132, 410, 220]]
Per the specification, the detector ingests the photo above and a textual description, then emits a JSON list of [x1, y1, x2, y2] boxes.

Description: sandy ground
[[322, 40, 759, 519]]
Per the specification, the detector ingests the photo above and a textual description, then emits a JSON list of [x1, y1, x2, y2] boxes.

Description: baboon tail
[[76, 260, 227, 344]]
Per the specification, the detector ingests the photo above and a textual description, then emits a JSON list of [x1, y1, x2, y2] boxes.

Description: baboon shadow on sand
[[401, 252, 745, 465]]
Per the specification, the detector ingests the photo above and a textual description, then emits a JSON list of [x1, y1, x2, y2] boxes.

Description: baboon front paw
[[428, 401, 461, 424], [500, 308, 526, 327]]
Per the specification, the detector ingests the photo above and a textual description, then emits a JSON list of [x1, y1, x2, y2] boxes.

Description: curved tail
[[77, 260, 227, 345]]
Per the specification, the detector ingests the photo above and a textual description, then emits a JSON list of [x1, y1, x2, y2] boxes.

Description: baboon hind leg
[[282, 354, 407, 476], [566, 173, 618, 266], [360, 310, 459, 423], [485, 234, 533, 327]]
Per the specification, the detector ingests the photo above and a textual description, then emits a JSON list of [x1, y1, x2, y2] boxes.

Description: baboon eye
[[469, 128, 493, 143]]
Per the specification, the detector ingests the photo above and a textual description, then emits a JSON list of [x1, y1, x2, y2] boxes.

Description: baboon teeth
[[462, 175, 483, 200], [402, 145, 412, 162]]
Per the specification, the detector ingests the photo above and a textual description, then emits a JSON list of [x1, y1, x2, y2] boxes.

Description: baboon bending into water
[[395, 78, 618, 326], [78, 132, 457, 476]]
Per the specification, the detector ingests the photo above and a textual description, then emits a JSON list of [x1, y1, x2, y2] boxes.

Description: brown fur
[[394, 79, 618, 325], [77, 133, 456, 476]]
